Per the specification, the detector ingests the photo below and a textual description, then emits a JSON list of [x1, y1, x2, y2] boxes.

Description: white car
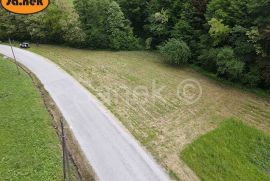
[[20, 42, 30, 48]]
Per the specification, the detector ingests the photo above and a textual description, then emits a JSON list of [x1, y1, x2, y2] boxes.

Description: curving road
[[0, 45, 169, 181]]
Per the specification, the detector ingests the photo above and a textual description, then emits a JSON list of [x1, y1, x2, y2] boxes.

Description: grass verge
[[0, 57, 62, 180], [181, 119, 270, 181]]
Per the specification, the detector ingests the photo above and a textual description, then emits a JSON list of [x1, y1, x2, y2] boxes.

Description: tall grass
[[181, 119, 270, 181]]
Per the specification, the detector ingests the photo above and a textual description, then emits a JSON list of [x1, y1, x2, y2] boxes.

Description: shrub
[[159, 39, 191, 65], [145, 37, 153, 50], [229, 26, 256, 62], [198, 48, 219, 72], [233, 40, 256, 62], [258, 57, 270, 89], [241, 70, 260, 88], [216, 47, 245, 80], [171, 20, 193, 43]]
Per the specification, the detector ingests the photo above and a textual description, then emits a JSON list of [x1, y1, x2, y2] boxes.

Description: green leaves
[[74, 0, 139, 50], [216, 47, 244, 80], [206, 0, 250, 26], [208, 18, 230, 46], [148, 9, 169, 37], [159, 38, 191, 65], [0, 0, 85, 45], [246, 27, 266, 56]]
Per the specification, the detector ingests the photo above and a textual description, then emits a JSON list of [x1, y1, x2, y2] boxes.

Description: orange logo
[[1, 0, 50, 15]]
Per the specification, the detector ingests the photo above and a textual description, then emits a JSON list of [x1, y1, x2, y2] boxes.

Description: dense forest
[[0, 0, 270, 90]]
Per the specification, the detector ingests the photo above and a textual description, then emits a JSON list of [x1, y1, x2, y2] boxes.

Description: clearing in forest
[[30, 45, 270, 180]]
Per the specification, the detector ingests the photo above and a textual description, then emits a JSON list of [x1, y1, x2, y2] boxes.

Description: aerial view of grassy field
[[0, 57, 62, 180], [1, 0, 270, 180], [30, 44, 270, 180], [182, 119, 270, 181]]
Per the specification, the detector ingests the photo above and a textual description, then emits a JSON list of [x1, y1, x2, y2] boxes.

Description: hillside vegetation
[[30, 44, 270, 180], [1, 0, 270, 180], [0, 0, 270, 91]]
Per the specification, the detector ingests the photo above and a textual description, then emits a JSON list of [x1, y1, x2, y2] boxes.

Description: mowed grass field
[[30, 45, 270, 180], [0, 57, 62, 180], [182, 119, 270, 181]]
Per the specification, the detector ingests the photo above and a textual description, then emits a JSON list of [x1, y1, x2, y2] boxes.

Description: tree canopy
[[0, 0, 269, 90]]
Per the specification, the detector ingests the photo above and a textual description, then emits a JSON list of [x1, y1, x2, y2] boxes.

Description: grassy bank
[[29, 44, 270, 180], [181, 119, 270, 181], [190, 65, 270, 98], [0, 57, 62, 180]]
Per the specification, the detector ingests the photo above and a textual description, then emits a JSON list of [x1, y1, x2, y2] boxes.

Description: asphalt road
[[0, 45, 169, 181]]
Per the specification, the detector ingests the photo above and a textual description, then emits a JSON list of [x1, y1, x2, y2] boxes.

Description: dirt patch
[[15, 61, 97, 181]]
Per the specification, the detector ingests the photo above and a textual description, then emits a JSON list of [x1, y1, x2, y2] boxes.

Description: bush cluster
[[159, 39, 191, 65]]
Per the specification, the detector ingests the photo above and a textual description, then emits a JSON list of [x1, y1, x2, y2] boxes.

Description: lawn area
[[29, 44, 270, 180], [0, 57, 62, 180], [181, 119, 270, 181]]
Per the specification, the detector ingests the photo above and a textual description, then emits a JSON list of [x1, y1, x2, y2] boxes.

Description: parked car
[[20, 42, 30, 48]]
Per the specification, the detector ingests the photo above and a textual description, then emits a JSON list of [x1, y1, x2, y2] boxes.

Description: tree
[[247, 0, 270, 56], [208, 18, 230, 46], [0, 9, 16, 40], [25, 13, 46, 43], [57, 0, 86, 46], [148, 9, 169, 38], [116, 0, 149, 37], [0, 0, 84, 45], [190, 0, 209, 16], [216, 47, 244, 80], [74, 0, 139, 50], [206, 0, 251, 27], [74, 0, 111, 48], [246, 27, 265, 56], [105, 1, 140, 50]]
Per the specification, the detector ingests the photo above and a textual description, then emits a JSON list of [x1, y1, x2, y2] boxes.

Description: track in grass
[[0, 57, 62, 180], [30, 44, 270, 180]]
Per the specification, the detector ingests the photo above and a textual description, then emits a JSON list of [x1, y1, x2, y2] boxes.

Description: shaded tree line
[[73, 0, 140, 50], [0, 0, 269, 90], [0, 0, 85, 46], [117, 0, 270, 90]]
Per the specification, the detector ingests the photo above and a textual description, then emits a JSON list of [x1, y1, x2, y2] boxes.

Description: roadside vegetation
[[0, 57, 62, 180], [1, 0, 269, 92], [1, 0, 270, 180], [181, 119, 270, 181], [30, 44, 270, 180]]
